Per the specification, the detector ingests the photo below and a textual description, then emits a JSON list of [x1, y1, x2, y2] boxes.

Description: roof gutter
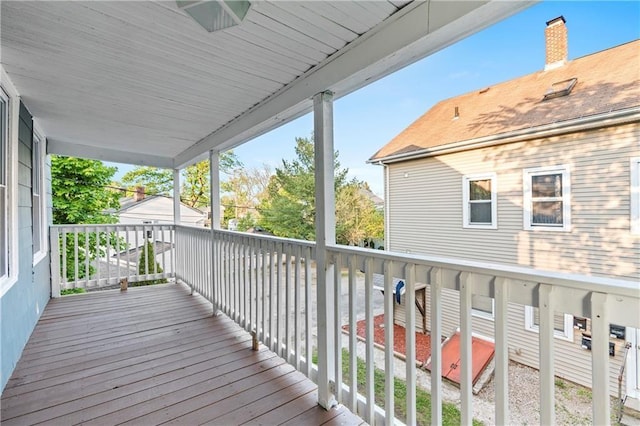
[[368, 107, 640, 165]]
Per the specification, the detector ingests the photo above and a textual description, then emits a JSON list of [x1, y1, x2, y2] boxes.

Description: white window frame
[[0, 68, 20, 297], [471, 294, 495, 320], [631, 157, 640, 235], [462, 172, 497, 229], [523, 165, 571, 231], [32, 125, 47, 265], [0, 88, 8, 283], [524, 306, 574, 341]]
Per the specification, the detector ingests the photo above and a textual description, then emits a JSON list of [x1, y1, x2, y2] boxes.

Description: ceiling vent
[[177, 1, 251, 33]]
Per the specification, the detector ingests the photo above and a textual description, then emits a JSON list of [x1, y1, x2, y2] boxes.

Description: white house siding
[[118, 197, 205, 226], [386, 122, 640, 397]]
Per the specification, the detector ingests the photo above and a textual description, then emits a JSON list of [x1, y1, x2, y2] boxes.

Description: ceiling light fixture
[[177, 0, 251, 33]]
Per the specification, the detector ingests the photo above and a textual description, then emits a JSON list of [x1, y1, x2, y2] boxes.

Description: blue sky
[[112, 1, 640, 196]]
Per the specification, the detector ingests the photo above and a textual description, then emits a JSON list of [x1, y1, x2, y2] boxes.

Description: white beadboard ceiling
[[0, 1, 533, 168]]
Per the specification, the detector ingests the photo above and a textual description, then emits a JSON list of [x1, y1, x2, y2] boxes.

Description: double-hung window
[[523, 165, 571, 231], [32, 129, 46, 261], [0, 88, 8, 280], [462, 173, 497, 229]]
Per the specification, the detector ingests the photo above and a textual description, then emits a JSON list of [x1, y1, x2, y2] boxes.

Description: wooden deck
[[1, 283, 364, 426]]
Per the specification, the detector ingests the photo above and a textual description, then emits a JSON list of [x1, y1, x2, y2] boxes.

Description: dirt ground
[[477, 360, 640, 425], [327, 271, 640, 425]]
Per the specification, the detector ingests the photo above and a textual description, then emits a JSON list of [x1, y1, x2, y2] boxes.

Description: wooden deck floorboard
[[1, 283, 363, 426]]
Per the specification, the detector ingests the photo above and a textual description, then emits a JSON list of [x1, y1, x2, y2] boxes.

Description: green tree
[[221, 163, 271, 222], [135, 241, 167, 285], [121, 151, 242, 208], [119, 166, 172, 196], [258, 136, 348, 240], [52, 156, 121, 224], [182, 161, 211, 208], [51, 155, 123, 280], [236, 212, 257, 231], [336, 183, 384, 245]]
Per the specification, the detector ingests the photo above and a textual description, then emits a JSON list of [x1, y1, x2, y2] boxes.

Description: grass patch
[[555, 378, 566, 389], [60, 288, 86, 296], [576, 387, 591, 400], [315, 349, 482, 425]]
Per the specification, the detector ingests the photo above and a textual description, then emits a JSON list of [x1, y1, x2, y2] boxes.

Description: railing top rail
[[176, 224, 317, 249], [52, 223, 175, 231], [215, 229, 317, 248], [327, 244, 640, 299]]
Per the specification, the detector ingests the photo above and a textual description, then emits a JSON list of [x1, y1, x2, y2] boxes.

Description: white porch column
[[314, 91, 337, 410], [209, 150, 221, 230], [210, 150, 221, 314], [173, 169, 181, 225]]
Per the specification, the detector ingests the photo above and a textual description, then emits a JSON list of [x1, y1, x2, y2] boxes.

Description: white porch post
[[314, 91, 337, 410], [210, 150, 220, 314], [173, 169, 181, 225], [209, 150, 221, 230]]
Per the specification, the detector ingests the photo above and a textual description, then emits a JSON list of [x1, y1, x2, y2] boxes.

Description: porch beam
[[173, 1, 534, 168], [47, 139, 173, 168], [314, 90, 337, 410], [173, 169, 181, 225]]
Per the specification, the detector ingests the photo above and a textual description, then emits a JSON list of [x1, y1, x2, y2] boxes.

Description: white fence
[[50, 224, 175, 295], [54, 223, 640, 425]]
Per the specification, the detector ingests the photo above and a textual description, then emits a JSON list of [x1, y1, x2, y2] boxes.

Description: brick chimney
[[545, 16, 567, 70], [134, 186, 145, 202]]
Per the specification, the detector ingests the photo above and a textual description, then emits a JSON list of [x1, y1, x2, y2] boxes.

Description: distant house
[[360, 187, 384, 211], [117, 187, 207, 226], [370, 18, 640, 404], [113, 187, 207, 279]]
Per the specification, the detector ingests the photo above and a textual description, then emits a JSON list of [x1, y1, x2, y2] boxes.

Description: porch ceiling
[[1, 1, 532, 168]]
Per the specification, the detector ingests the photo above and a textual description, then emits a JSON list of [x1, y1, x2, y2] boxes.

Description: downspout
[[383, 162, 390, 251]]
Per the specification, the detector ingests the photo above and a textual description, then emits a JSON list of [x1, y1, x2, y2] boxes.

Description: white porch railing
[[326, 244, 640, 425], [50, 224, 175, 295], [175, 225, 316, 376], [51, 224, 640, 425]]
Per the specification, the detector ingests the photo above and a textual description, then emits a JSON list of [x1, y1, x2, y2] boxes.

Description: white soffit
[[0, 1, 533, 168]]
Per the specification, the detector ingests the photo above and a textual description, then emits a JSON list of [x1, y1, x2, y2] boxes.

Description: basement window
[[525, 306, 573, 341], [543, 78, 577, 100]]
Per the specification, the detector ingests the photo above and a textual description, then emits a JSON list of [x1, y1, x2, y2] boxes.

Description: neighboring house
[[370, 18, 640, 404], [360, 187, 385, 211], [117, 187, 207, 226], [114, 188, 207, 279]]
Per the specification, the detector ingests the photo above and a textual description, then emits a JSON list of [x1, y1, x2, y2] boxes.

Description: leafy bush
[[134, 240, 168, 286]]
